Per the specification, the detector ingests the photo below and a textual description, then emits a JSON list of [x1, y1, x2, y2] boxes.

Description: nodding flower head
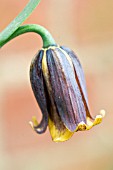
[[29, 45, 105, 142]]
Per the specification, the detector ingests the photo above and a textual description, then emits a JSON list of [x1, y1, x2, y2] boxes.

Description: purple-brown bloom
[[29, 45, 105, 142]]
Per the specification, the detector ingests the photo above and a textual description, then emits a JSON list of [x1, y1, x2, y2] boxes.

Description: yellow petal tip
[[32, 116, 39, 127], [29, 116, 39, 130], [77, 121, 87, 131], [49, 119, 73, 142]]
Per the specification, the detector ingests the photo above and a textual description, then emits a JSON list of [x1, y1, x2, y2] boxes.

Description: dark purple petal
[[46, 48, 86, 132], [45, 49, 72, 132], [60, 46, 93, 119], [30, 50, 48, 134]]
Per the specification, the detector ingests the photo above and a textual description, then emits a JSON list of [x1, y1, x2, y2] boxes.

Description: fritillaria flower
[[29, 45, 105, 142], [0, 0, 105, 143]]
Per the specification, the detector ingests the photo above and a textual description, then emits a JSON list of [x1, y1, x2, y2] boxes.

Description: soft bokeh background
[[0, 0, 113, 170]]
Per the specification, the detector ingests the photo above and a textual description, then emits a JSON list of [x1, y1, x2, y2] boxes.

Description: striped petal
[[46, 48, 87, 132], [42, 49, 73, 141], [60, 46, 92, 119], [30, 50, 49, 134]]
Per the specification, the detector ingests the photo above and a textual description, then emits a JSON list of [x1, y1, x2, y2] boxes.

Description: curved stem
[[0, 0, 41, 47], [0, 24, 56, 48]]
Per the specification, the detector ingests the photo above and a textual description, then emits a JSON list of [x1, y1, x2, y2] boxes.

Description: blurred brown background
[[0, 0, 113, 170]]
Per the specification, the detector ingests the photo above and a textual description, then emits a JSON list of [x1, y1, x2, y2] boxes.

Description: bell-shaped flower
[[29, 45, 105, 142]]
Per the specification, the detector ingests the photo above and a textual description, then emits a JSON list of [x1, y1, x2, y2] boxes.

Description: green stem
[[0, 0, 41, 47], [0, 24, 56, 48]]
